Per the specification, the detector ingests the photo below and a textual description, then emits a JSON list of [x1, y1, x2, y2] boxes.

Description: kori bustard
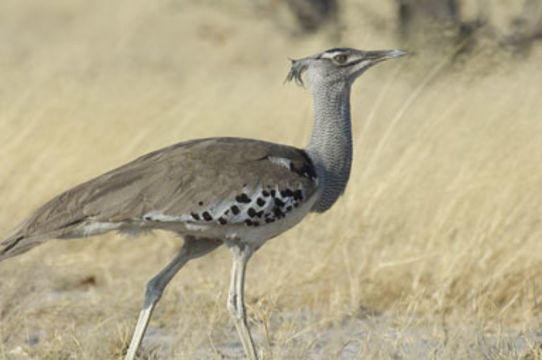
[[0, 47, 404, 359]]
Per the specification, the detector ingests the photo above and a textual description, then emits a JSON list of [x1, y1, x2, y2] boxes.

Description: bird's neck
[[305, 81, 353, 213]]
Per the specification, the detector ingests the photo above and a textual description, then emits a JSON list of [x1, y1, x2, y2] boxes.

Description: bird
[[0, 47, 405, 360]]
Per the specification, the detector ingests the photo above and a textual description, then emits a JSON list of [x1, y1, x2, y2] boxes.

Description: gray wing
[[1, 137, 318, 259]]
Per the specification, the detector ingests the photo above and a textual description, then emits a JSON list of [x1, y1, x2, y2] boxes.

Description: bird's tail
[[0, 231, 46, 262]]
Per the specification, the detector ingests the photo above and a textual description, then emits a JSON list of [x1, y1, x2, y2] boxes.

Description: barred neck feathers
[[305, 81, 353, 213]]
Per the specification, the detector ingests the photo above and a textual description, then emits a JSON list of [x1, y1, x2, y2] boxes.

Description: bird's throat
[[305, 82, 353, 213]]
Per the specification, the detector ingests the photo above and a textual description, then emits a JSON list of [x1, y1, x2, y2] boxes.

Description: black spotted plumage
[[236, 194, 251, 203], [202, 211, 213, 221]]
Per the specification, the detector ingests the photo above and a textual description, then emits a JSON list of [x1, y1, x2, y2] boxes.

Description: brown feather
[[1, 137, 317, 260]]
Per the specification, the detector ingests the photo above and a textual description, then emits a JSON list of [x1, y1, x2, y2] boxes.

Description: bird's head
[[286, 47, 405, 89]]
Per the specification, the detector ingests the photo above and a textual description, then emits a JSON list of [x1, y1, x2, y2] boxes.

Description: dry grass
[[1, 1, 542, 359]]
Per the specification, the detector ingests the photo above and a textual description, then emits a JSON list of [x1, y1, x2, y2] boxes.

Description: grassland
[[1, 1, 542, 359]]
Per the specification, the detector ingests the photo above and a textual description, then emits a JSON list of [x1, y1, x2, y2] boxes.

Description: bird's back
[[0, 137, 319, 260]]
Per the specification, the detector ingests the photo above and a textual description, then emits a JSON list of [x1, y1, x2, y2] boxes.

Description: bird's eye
[[333, 54, 348, 64]]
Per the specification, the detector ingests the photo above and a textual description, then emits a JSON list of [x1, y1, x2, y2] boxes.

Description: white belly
[[75, 190, 318, 249]]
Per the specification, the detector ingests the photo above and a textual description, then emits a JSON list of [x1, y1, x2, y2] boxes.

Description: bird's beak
[[362, 49, 407, 64], [349, 49, 406, 79]]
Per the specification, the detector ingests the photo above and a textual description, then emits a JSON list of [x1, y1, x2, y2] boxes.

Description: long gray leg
[[226, 241, 258, 360], [125, 237, 221, 360]]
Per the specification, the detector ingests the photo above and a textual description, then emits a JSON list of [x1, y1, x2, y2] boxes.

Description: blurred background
[[1, 0, 542, 359]]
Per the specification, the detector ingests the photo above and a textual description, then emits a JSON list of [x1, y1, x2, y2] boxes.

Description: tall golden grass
[[1, 1, 542, 359]]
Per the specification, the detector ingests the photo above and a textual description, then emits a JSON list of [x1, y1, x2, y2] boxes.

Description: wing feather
[[1, 137, 317, 259]]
